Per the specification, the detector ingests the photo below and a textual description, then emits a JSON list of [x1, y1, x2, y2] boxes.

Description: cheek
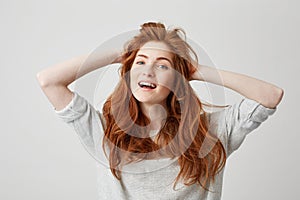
[[129, 69, 138, 90], [158, 72, 175, 90]]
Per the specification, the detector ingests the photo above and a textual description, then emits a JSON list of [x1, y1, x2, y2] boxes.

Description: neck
[[140, 102, 168, 130]]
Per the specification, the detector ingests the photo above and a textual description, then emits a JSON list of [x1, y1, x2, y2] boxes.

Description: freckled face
[[130, 41, 175, 107]]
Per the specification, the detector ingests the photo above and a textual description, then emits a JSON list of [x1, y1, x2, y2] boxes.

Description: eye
[[157, 64, 169, 70], [136, 61, 145, 65]]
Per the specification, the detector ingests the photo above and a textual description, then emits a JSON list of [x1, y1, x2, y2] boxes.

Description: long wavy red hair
[[102, 22, 227, 191]]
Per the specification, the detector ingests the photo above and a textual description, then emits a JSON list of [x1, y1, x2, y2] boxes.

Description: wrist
[[111, 49, 123, 64], [190, 63, 205, 81]]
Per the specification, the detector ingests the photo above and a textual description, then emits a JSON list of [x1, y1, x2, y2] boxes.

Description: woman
[[37, 22, 283, 199]]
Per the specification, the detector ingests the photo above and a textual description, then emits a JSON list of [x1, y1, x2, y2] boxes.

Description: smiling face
[[130, 41, 175, 109]]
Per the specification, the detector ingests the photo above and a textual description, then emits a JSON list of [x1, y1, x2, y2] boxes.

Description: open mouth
[[138, 81, 157, 89]]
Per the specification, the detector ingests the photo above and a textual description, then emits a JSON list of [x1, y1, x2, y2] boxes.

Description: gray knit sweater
[[55, 91, 276, 200]]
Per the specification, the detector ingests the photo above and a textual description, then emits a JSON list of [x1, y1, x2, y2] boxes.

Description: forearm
[[193, 64, 284, 108], [37, 49, 122, 87]]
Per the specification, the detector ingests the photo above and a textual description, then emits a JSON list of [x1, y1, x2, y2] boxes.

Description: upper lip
[[138, 80, 157, 88]]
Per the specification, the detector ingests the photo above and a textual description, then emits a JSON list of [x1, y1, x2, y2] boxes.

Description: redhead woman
[[37, 22, 283, 200]]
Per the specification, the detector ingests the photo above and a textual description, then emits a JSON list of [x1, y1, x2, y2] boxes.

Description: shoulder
[[99, 113, 107, 130]]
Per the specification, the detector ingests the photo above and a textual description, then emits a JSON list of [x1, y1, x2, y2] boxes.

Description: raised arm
[[36, 49, 122, 111], [191, 63, 284, 109]]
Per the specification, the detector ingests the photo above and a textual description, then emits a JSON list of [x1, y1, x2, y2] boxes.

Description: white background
[[1, 0, 298, 199]]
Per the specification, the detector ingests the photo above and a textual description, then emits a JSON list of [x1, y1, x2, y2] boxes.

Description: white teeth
[[139, 81, 157, 88]]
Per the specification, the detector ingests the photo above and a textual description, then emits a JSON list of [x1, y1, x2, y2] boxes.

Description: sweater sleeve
[[208, 98, 277, 156], [54, 91, 105, 159]]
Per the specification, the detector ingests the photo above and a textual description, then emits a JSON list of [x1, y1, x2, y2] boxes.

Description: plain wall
[[1, 0, 298, 199]]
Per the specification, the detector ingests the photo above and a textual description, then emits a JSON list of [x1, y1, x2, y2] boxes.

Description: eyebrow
[[136, 54, 173, 65]]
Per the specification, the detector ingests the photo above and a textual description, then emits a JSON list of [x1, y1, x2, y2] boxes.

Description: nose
[[142, 62, 155, 77]]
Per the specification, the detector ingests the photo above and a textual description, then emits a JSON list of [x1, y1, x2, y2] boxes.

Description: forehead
[[137, 41, 173, 59]]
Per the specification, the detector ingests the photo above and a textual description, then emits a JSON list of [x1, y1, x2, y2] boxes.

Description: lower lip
[[139, 86, 155, 91]]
